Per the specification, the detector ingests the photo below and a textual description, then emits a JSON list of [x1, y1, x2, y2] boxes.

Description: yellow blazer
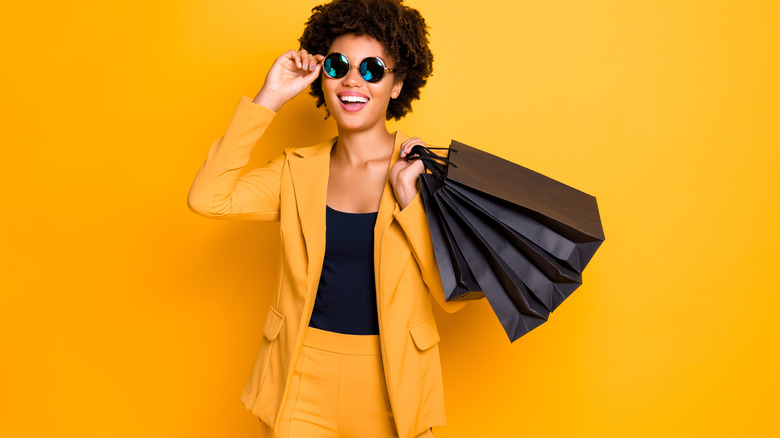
[[188, 96, 467, 438]]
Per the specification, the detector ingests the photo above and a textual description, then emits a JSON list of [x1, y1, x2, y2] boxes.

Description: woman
[[188, 1, 467, 437]]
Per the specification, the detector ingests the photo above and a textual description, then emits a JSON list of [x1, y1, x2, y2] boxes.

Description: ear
[[391, 79, 403, 99]]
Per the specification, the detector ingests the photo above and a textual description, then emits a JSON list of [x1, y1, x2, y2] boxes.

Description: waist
[[303, 326, 381, 355]]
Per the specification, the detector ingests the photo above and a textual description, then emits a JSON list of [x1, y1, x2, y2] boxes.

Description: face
[[321, 33, 403, 133]]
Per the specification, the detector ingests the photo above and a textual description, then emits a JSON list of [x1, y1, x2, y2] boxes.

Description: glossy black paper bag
[[413, 140, 605, 342]]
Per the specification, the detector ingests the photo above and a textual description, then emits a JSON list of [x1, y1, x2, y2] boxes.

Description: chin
[[329, 107, 385, 132]]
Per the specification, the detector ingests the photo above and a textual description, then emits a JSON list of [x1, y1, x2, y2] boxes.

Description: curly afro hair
[[298, 0, 433, 121]]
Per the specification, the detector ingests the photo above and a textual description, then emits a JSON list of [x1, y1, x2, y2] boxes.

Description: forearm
[[187, 96, 283, 220]]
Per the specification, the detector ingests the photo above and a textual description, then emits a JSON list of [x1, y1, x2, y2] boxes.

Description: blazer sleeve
[[187, 96, 286, 221], [393, 192, 468, 313]]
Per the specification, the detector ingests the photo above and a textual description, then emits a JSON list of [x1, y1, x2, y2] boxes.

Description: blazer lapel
[[288, 138, 335, 293], [374, 131, 413, 294]]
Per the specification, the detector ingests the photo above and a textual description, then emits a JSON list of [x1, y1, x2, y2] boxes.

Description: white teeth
[[339, 95, 368, 103]]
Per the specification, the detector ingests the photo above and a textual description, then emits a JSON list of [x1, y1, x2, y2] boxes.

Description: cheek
[[321, 83, 339, 107], [321, 77, 335, 95], [373, 83, 395, 101]]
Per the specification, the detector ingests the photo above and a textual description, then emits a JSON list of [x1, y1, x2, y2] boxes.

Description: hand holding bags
[[409, 140, 605, 342]]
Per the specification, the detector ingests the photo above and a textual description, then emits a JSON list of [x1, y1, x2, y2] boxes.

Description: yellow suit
[[188, 96, 467, 438]]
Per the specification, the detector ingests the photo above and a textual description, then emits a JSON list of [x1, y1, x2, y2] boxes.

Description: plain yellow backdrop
[[2, 0, 778, 436]]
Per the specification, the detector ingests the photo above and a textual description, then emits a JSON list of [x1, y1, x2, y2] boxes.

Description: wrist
[[253, 89, 285, 112], [396, 183, 419, 210]]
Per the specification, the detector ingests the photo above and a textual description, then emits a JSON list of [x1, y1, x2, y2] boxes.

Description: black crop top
[[308, 205, 380, 335]]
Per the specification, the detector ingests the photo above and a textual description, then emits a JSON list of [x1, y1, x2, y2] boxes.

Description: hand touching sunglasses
[[322, 53, 394, 83]]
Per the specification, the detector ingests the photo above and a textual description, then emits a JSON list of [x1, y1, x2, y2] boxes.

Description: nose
[[341, 64, 364, 87]]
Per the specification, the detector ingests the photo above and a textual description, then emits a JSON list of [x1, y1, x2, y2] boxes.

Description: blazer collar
[[287, 131, 412, 292]]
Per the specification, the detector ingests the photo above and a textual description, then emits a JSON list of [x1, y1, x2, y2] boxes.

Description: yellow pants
[[261, 326, 434, 438]]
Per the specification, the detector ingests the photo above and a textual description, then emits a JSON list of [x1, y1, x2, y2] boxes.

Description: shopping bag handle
[[406, 145, 459, 182]]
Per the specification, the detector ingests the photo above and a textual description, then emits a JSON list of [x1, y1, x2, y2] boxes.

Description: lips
[[337, 92, 369, 112], [339, 95, 368, 104]]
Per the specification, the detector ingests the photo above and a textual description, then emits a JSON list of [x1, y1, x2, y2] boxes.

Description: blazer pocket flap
[[263, 306, 285, 340], [409, 315, 440, 351]]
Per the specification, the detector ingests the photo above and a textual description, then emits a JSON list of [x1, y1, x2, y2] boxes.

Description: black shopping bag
[[410, 140, 605, 342]]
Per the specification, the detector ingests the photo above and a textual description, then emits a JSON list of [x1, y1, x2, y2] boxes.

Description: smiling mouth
[[339, 95, 369, 104]]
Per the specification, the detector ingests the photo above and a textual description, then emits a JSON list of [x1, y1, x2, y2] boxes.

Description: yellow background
[[2, 0, 778, 436]]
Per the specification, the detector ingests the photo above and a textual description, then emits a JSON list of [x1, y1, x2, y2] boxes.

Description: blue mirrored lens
[[359, 58, 385, 83], [323, 53, 349, 78]]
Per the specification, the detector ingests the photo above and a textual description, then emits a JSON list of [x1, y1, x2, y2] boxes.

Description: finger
[[307, 53, 318, 71], [400, 140, 413, 158], [282, 49, 297, 62], [403, 137, 423, 156], [299, 49, 310, 70], [287, 49, 302, 69], [401, 138, 420, 151], [400, 139, 415, 158], [405, 137, 422, 147], [303, 61, 321, 81], [313, 54, 325, 71]]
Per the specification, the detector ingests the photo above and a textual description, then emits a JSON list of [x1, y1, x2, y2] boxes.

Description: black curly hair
[[298, 0, 433, 121]]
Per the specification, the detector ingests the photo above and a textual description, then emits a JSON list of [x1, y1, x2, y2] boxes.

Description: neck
[[332, 123, 396, 165]]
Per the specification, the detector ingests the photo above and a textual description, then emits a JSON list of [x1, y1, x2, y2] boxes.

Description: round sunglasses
[[321, 53, 394, 83]]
